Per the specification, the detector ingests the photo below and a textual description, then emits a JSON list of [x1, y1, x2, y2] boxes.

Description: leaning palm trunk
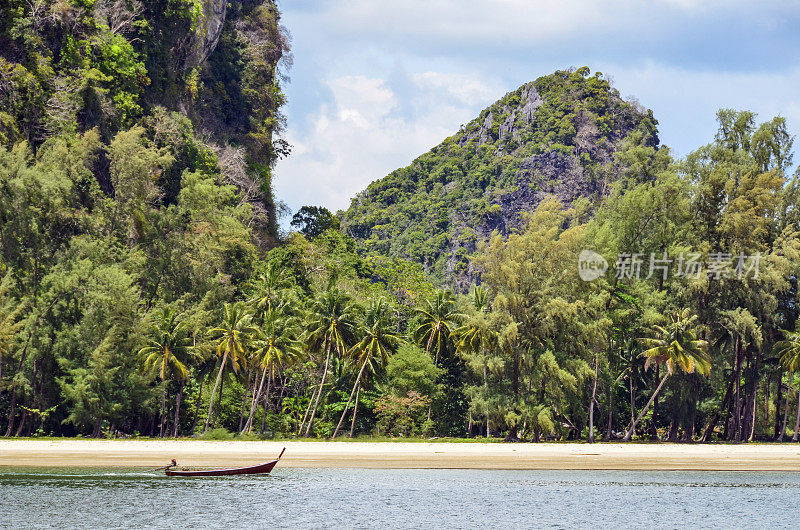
[[298, 382, 320, 435], [305, 343, 333, 437], [159, 383, 167, 438], [425, 332, 438, 423], [747, 397, 757, 442], [778, 376, 791, 441], [238, 370, 254, 432], [747, 350, 763, 441], [333, 359, 368, 438], [605, 377, 614, 440], [243, 366, 269, 434], [484, 362, 490, 437], [246, 366, 272, 434], [623, 372, 670, 441], [732, 339, 743, 441], [763, 375, 771, 437], [191, 377, 204, 434], [588, 356, 598, 443], [204, 351, 229, 433], [172, 381, 184, 437], [349, 385, 361, 438], [629, 372, 636, 439], [263, 372, 272, 423], [212, 376, 224, 428], [793, 381, 800, 442]]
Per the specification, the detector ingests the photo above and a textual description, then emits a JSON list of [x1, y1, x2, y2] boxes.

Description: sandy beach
[[1, 440, 800, 470]]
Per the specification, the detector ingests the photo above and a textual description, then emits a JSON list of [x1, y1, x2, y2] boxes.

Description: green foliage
[[0, 0, 288, 237], [385, 344, 442, 398], [413, 290, 463, 363], [775, 325, 800, 373], [341, 68, 657, 285], [291, 206, 341, 239], [200, 427, 234, 440], [374, 391, 430, 436], [640, 309, 711, 376]]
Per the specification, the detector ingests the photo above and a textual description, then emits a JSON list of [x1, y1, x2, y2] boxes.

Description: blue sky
[[274, 0, 800, 221]]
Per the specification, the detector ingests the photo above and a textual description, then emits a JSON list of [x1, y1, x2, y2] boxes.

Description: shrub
[[200, 427, 233, 440], [374, 391, 431, 437]]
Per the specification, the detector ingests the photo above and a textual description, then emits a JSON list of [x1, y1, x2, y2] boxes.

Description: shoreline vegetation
[[3, 439, 800, 471], [3, 82, 800, 446], [2, 3, 800, 446]]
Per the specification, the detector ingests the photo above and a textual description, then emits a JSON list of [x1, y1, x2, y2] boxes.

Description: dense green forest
[[1, 3, 800, 443]]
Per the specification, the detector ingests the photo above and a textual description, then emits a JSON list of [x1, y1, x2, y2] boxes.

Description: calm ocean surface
[[1, 467, 799, 529]]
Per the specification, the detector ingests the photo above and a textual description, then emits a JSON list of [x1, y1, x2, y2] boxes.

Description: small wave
[[1, 471, 163, 479], [100, 472, 161, 477]]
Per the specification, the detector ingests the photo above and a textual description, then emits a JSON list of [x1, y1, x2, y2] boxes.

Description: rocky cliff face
[[183, 0, 228, 70], [0, 0, 288, 245], [341, 68, 659, 289], [141, 0, 291, 245], [143, 0, 290, 245]]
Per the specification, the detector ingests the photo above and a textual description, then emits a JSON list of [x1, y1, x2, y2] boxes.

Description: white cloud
[[411, 72, 502, 104], [275, 72, 503, 217], [328, 76, 395, 127]]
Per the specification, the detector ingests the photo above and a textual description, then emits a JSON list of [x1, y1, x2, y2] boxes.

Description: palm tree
[[414, 289, 463, 423], [708, 309, 761, 441], [189, 351, 217, 434], [455, 287, 497, 437], [204, 302, 255, 433], [413, 289, 463, 366], [622, 308, 710, 441], [139, 308, 194, 437], [249, 262, 292, 318], [333, 298, 400, 438], [301, 288, 359, 436], [242, 310, 303, 434], [774, 329, 800, 442]]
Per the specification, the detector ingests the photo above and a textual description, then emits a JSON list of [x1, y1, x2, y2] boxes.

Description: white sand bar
[[2, 440, 800, 470]]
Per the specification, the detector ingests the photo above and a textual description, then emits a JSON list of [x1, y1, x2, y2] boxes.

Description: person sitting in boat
[[156, 459, 177, 471]]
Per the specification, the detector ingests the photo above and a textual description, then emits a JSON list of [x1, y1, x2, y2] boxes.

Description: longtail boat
[[164, 447, 285, 477]]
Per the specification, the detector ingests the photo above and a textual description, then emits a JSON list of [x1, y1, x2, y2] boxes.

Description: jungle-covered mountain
[[0, 0, 289, 242], [341, 67, 660, 288]]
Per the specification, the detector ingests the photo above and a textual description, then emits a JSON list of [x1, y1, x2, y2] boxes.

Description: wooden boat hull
[[166, 459, 279, 477], [165, 448, 285, 477]]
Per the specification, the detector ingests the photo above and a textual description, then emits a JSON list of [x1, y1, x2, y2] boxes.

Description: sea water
[[1, 467, 799, 528]]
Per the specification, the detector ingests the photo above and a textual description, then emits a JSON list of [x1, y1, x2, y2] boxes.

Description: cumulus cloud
[[275, 72, 504, 216]]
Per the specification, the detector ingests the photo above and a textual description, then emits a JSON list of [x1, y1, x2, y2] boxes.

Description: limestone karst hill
[[341, 67, 659, 288]]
